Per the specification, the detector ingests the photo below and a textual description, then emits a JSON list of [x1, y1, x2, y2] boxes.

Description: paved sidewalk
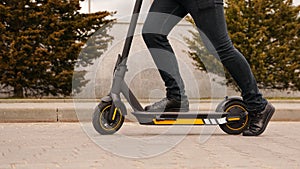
[[0, 99, 299, 122], [0, 122, 299, 169]]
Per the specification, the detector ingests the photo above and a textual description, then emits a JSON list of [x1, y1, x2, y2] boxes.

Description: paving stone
[[0, 122, 299, 169]]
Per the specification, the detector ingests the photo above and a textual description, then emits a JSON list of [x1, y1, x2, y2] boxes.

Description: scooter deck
[[132, 111, 241, 125]]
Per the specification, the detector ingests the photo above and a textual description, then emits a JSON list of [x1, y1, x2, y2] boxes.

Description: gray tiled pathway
[[0, 122, 299, 169]]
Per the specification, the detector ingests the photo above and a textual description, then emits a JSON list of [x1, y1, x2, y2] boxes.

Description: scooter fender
[[101, 94, 127, 115], [101, 95, 112, 103], [215, 96, 244, 112]]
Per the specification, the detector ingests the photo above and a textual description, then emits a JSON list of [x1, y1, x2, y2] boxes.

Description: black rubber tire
[[219, 100, 249, 135], [92, 102, 124, 135]]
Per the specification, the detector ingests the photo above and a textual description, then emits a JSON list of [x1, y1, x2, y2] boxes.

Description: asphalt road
[[0, 122, 299, 169]]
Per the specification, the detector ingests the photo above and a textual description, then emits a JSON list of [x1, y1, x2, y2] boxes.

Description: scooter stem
[[120, 0, 143, 62], [109, 0, 144, 119]]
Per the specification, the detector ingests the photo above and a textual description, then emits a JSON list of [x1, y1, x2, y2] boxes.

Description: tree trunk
[[13, 85, 24, 98]]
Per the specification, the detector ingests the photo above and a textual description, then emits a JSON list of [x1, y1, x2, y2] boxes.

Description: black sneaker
[[243, 102, 275, 136], [145, 97, 189, 112]]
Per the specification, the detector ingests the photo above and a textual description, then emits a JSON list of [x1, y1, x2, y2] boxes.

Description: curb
[[0, 100, 299, 122]]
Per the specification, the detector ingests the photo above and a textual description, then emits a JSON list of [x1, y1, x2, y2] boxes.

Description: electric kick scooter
[[92, 0, 249, 135]]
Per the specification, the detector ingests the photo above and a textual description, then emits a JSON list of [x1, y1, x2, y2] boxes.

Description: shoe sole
[[243, 104, 275, 136], [166, 108, 189, 112]]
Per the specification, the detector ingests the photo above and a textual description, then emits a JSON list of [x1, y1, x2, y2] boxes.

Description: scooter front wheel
[[92, 102, 124, 135]]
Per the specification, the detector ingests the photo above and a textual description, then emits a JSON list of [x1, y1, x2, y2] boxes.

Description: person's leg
[[142, 0, 189, 112], [181, 0, 274, 135]]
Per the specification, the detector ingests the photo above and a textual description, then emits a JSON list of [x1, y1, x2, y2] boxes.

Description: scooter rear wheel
[[92, 102, 124, 135], [219, 100, 249, 135]]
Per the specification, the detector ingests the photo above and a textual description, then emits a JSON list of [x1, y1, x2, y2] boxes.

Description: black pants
[[142, 0, 267, 112]]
